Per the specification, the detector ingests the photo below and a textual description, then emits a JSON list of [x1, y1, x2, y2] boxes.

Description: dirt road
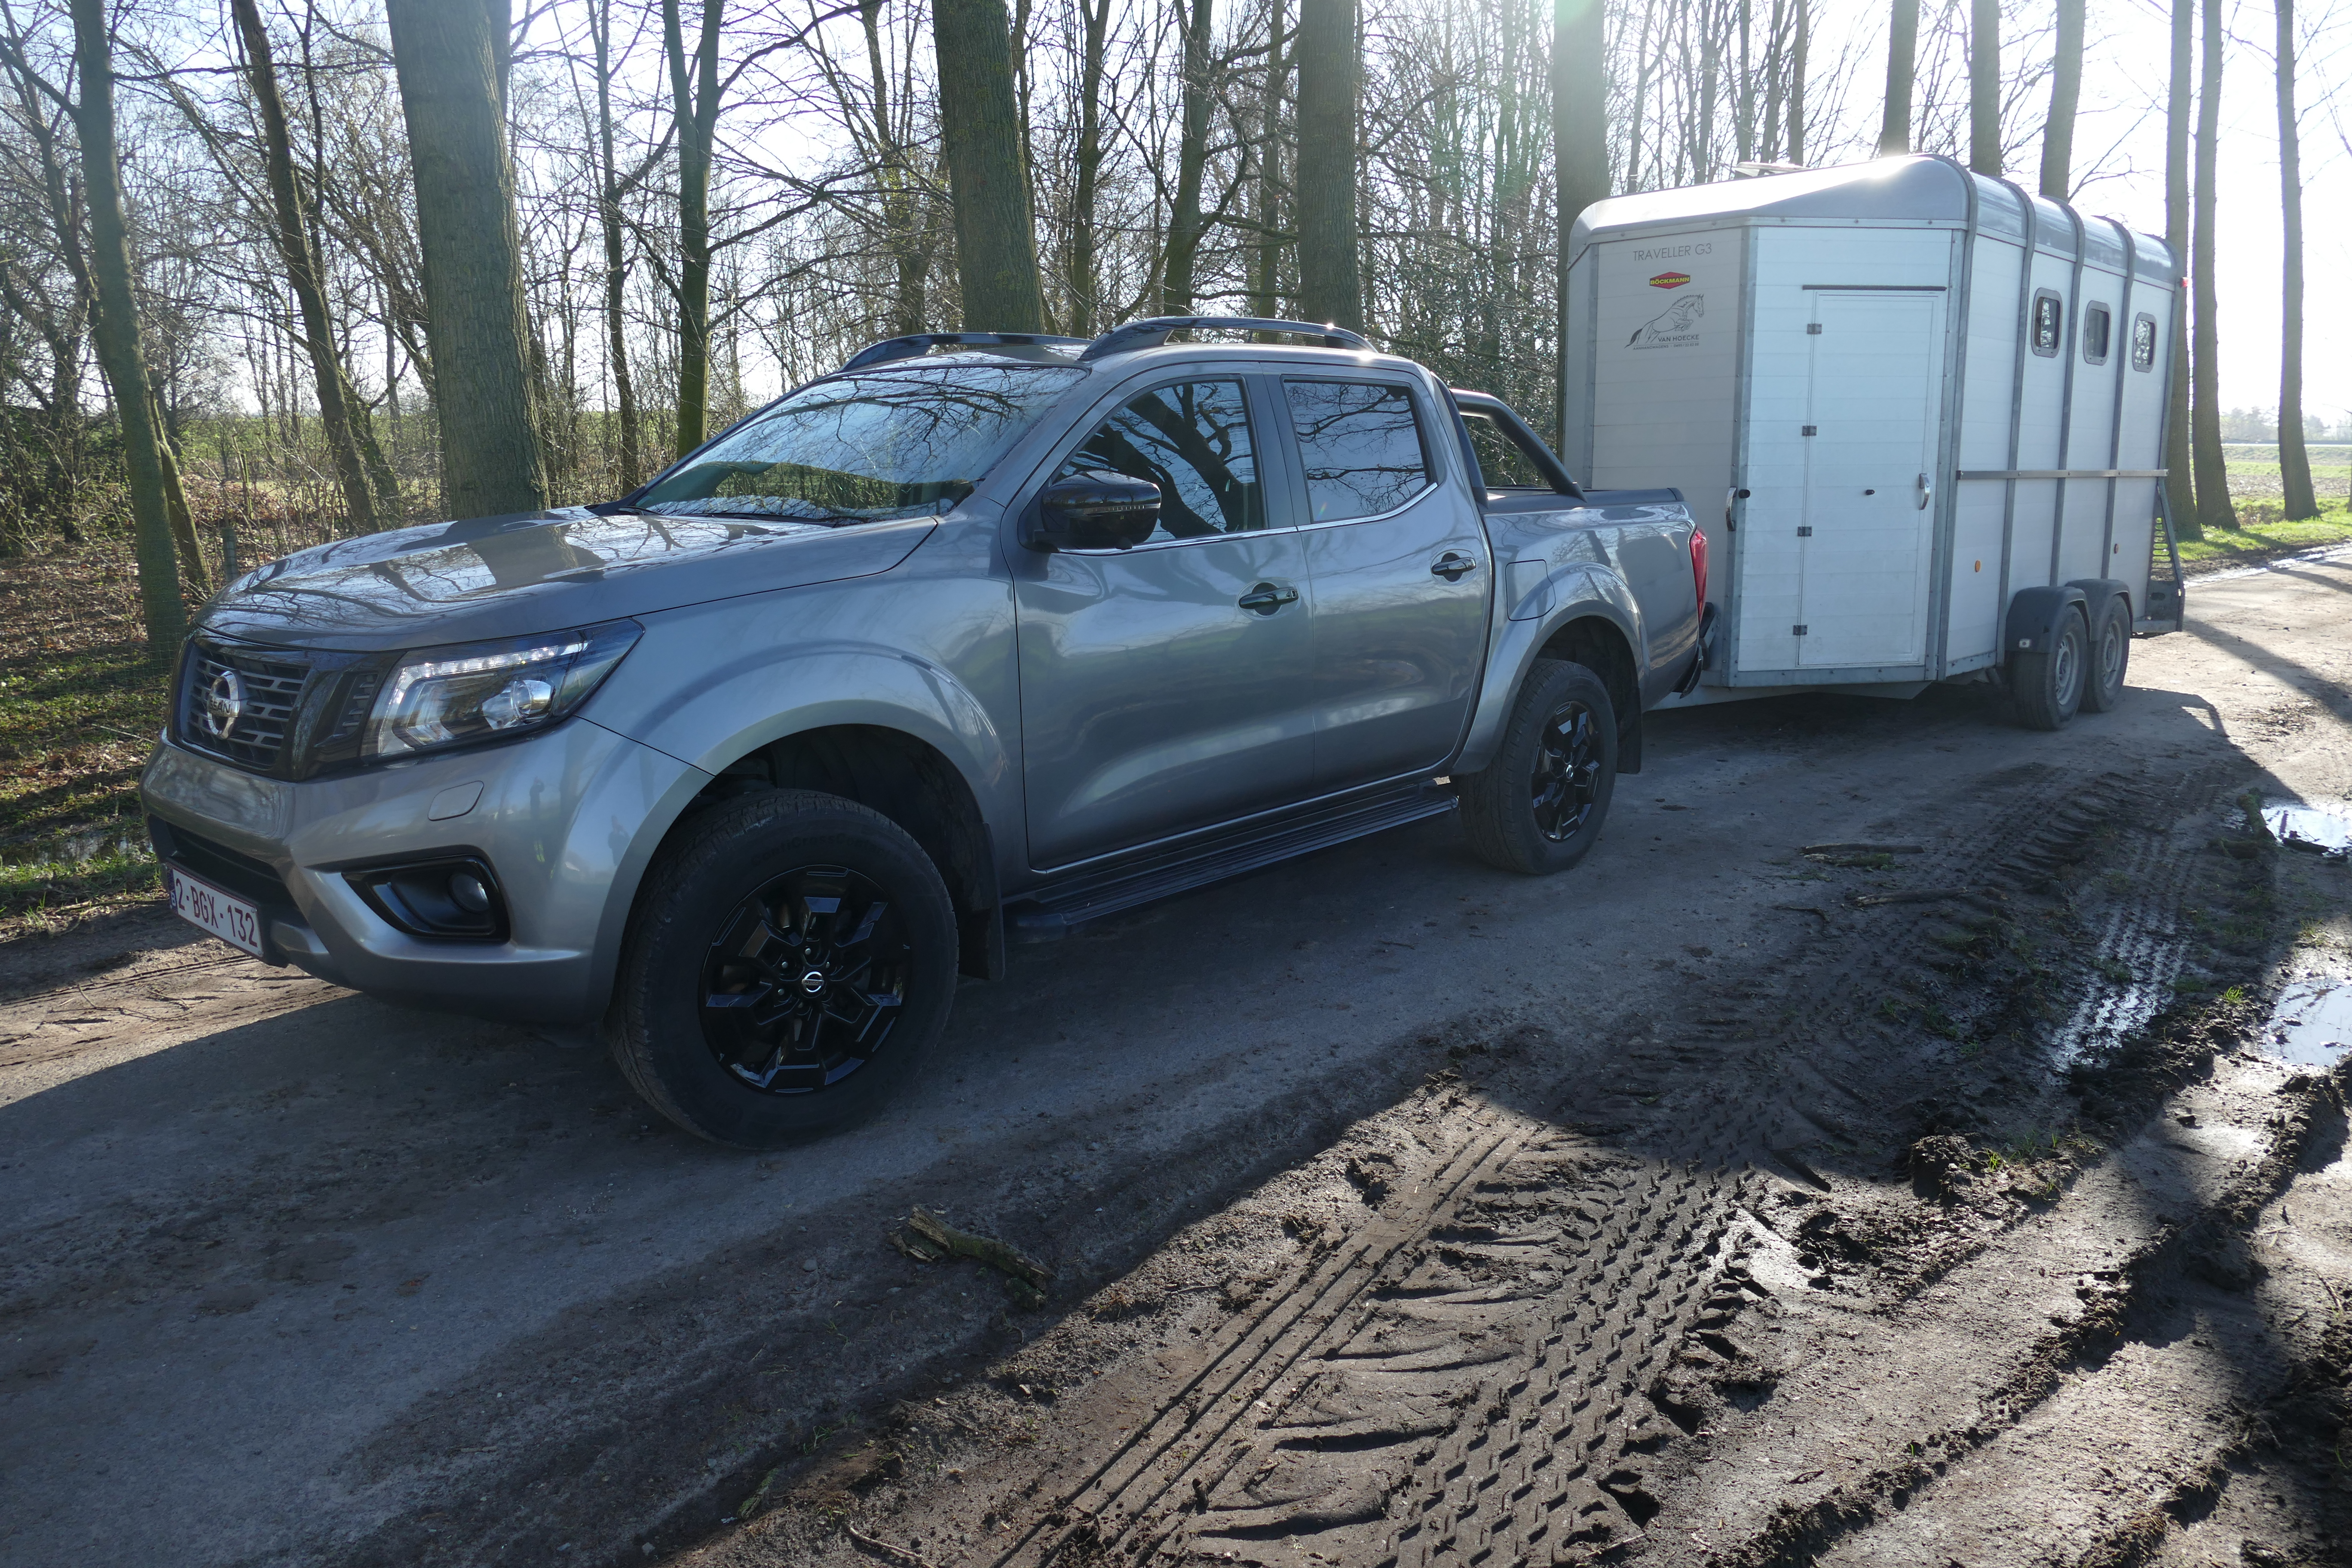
[[4, 551, 2348, 1568]]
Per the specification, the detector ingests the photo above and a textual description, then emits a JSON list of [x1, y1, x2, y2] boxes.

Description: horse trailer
[[1560, 154, 2184, 727]]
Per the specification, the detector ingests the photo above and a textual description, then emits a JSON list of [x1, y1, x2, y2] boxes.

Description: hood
[[197, 506, 940, 652]]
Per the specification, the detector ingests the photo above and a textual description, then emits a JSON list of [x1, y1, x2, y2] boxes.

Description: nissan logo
[[202, 667, 245, 738]]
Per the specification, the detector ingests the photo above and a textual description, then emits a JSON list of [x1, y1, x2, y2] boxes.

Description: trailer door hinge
[[1806, 323, 1823, 334], [1792, 625, 1808, 636], [1796, 526, 1813, 537], [1801, 425, 1818, 436]]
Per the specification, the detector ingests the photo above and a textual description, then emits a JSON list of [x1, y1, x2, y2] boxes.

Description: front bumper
[[140, 720, 707, 1023]]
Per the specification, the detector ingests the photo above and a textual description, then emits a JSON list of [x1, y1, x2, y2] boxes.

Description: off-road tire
[[1458, 658, 1619, 875], [610, 789, 959, 1148], [2081, 595, 2130, 713], [2010, 606, 2089, 731]]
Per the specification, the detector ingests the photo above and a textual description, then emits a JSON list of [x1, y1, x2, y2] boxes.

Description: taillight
[[1690, 528, 1709, 611]]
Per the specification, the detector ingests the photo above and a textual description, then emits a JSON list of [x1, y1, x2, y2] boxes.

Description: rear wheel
[[2080, 596, 2130, 713], [2009, 607, 2088, 731], [610, 790, 959, 1148], [1459, 658, 1619, 875]]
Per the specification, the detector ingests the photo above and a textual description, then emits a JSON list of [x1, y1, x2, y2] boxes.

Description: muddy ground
[[5, 550, 2351, 1568]]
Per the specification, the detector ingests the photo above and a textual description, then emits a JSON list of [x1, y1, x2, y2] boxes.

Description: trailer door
[[1795, 290, 1946, 669]]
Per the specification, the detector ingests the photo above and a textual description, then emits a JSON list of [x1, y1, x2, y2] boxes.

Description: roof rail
[[1078, 315, 1372, 362], [840, 331, 1090, 371]]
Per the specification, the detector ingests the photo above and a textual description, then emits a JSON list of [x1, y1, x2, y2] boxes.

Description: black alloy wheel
[[1531, 698, 1605, 842], [1460, 657, 1619, 874], [700, 865, 911, 1093], [611, 789, 958, 1148]]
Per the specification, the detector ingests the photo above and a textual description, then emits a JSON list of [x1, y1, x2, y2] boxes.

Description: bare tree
[[385, 0, 548, 518], [2038, 0, 2081, 198], [1967, 0, 1998, 174], [587, 0, 643, 490], [1294, 0, 1358, 328], [2188, 0, 2231, 532], [663, 0, 721, 453], [1555, 0, 1605, 421], [1878, 0, 1918, 154], [2163, 0, 2194, 534], [934, 0, 1046, 330], [2274, 0, 2315, 519], [1159, 0, 1217, 314]]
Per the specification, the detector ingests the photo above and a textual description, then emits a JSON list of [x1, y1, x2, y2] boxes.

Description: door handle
[[1917, 472, 1933, 510], [1430, 551, 1479, 582], [1237, 582, 1299, 615]]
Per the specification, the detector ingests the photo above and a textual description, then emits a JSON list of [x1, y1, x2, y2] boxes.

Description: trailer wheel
[[1459, 658, 1618, 875], [2010, 607, 2089, 731], [2080, 597, 2130, 713]]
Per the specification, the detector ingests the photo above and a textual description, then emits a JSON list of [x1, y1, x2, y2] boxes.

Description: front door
[[1794, 290, 1945, 668], [1013, 376, 1316, 869], [1283, 377, 1490, 790]]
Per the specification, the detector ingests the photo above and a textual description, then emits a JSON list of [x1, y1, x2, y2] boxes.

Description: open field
[[3, 540, 2349, 1568]]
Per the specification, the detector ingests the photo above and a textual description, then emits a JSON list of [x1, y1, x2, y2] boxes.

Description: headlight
[[364, 620, 641, 760]]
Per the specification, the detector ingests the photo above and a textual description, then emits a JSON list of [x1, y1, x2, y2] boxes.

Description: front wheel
[[1458, 658, 1619, 875], [610, 789, 959, 1148], [2009, 607, 2089, 731]]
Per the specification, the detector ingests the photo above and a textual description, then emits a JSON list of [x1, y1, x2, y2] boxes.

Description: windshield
[[634, 363, 1085, 523]]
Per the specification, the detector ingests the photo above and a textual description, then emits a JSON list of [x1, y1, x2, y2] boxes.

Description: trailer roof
[[1572, 156, 2175, 280]]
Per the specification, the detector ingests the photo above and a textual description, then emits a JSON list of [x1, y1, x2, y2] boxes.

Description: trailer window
[[2082, 304, 2111, 365], [2030, 291, 2063, 357], [1284, 380, 1434, 522], [2131, 313, 2158, 372]]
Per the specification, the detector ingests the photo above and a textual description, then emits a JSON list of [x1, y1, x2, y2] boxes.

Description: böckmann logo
[[1648, 271, 1691, 289]]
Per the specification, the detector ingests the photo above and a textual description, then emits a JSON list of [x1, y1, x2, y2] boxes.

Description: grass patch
[[2175, 498, 2352, 570]]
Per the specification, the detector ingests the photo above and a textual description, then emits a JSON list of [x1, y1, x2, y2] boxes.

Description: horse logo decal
[[1628, 294, 1704, 349]]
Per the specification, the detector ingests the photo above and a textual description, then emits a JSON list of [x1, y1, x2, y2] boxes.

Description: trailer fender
[[2003, 585, 2090, 659], [2063, 577, 2131, 624]]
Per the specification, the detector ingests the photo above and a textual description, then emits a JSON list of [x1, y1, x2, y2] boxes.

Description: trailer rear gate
[[1561, 156, 2182, 701]]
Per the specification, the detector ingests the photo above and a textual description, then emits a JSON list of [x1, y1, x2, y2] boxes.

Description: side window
[[1055, 379, 1261, 541], [2082, 303, 2111, 365], [1462, 413, 1548, 489], [2131, 313, 2158, 372], [2030, 290, 2063, 358], [1284, 380, 1433, 522]]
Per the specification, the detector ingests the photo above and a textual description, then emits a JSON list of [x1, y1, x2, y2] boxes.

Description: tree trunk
[[2275, 0, 2316, 519], [664, 0, 722, 456], [1735, 0, 1753, 162], [1294, 0, 1360, 329], [1555, 0, 1608, 436], [2163, 0, 2194, 534], [67, 0, 186, 652], [1788, 0, 1808, 164], [2188, 0, 2232, 532], [384, 0, 548, 518], [934, 0, 1047, 331], [2038, 0, 2082, 198], [860, 0, 927, 337], [230, 0, 382, 533], [1877, 0, 1917, 156], [1967, 0, 1999, 175], [1068, 0, 1113, 331], [1160, 0, 1218, 315], [590, 0, 642, 491], [1249, 0, 1288, 319]]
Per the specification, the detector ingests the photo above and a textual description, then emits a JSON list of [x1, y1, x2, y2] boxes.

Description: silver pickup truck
[[142, 317, 1709, 1146]]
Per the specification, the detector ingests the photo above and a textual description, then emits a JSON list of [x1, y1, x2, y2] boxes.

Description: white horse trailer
[[1560, 155, 2184, 727]]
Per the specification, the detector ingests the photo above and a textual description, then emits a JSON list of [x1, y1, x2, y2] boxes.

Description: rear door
[[1794, 290, 1945, 669], [1286, 376, 1490, 791], [1012, 374, 1316, 869]]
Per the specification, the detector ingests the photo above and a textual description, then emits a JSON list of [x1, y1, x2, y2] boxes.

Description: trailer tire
[[2080, 596, 2130, 713], [1459, 658, 1619, 875], [2010, 606, 2089, 731]]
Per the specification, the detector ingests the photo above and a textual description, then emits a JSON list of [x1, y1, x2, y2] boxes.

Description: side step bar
[[1004, 781, 1458, 942]]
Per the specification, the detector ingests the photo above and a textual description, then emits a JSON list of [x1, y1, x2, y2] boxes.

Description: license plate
[[166, 865, 266, 958]]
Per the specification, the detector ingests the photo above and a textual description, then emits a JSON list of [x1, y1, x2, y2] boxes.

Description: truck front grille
[[177, 641, 312, 773]]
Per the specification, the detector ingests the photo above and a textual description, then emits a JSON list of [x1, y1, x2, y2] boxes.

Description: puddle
[[2261, 802, 2352, 859], [2260, 978, 2352, 1068]]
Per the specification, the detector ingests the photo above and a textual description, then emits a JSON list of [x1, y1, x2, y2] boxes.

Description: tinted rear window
[[1284, 381, 1433, 522]]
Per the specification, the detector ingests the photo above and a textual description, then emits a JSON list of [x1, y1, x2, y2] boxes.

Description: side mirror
[[1022, 474, 1161, 552]]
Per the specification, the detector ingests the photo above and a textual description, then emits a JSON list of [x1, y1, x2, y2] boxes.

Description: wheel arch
[[1455, 586, 1648, 778]]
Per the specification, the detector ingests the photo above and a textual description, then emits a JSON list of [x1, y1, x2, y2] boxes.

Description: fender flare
[[1453, 573, 1647, 778], [2002, 584, 2090, 660]]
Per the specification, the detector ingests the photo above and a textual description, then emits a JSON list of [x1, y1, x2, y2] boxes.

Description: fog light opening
[[342, 854, 508, 942], [449, 872, 491, 913]]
